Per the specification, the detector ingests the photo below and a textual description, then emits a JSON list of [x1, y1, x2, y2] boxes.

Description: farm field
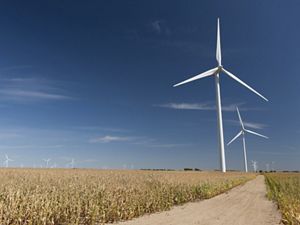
[[265, 172, 300, 225], [0, 169, 254, 225]]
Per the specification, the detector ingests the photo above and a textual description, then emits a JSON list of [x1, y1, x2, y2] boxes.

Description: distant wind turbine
[[266, 163, 270, 172], [271, 161, 275, 171], [251, 160, 258, 172], [227, 107, 268, 172], [4, 154, 13, 168], [43, 158, 51, 168], [66, 158, 75, 168], [173, 18, 268, 172]]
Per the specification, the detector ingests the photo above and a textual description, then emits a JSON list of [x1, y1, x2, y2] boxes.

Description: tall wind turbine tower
[[173, 18, 268, 172]]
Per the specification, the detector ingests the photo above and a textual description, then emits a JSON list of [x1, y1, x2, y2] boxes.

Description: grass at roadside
[[265, 173, 300, 225]]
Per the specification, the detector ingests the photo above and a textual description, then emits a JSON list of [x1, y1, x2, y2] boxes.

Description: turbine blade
[[216, 18, 222, 66], [236, 107, 244, 129], [222, 68, 268, 102], [227, 130, 243, 146], [244, 129, 268, 139], [173, 67, 218, 87]]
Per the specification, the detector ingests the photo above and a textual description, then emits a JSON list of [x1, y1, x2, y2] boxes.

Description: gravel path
[[113, 175, 282, 225]]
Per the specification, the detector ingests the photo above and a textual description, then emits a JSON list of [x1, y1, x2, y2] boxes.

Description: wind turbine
[[266, 163, 270, 172], [43, 158, 51, 168], [4, 154, 13, 168], [227, 107, 268, 172], [271, 161, 275, 171], [66, 158, 75, 168], [173, 18, 268, 172], [251, 160, 258, 172]]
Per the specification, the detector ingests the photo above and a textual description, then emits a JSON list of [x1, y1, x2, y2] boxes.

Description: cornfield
[[265, 173, 300, 225], [0, 169, 255, 225]]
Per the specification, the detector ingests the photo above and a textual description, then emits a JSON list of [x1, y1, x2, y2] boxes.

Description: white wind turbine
[[43, 158, 51, 168], [173, 18, 268, 172], [227, 107, 268, 172], [66, 158, 75, 168], [266, 163, 270, 172], [271, 161, 275, 171], [251, 160, 258, 172], [4, 154, 13, 168]]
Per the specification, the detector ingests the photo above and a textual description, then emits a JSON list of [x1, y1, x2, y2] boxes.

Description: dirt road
[[114, 175, 282, 225]]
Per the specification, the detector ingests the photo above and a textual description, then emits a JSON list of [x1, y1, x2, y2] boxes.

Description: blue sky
[[0, 1, 299, 170]]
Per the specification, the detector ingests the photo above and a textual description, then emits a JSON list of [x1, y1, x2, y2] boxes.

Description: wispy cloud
[[155, 102, 256, 112], [148, 143, 191, 148], [89, 135, 133, 143], [150, 20, 171, 35], [0, 65, 33, 71], [0, 144, 64, 149], [74, 126, 129, 133], [0, 131, 22, 139], [151, 20, 161, 33], [226, 119, 267, 130], [88, 134, 186, 149], [0, 78, 73, 102], [0, 89, 71, 100], [131, 137, 190, 149], [251, 150, 300, 156], [243, 121, 267, 130]]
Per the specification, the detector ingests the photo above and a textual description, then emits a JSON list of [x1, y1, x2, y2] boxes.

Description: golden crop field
[[265, 173, 300, 225], [0, 169, 255, 225]]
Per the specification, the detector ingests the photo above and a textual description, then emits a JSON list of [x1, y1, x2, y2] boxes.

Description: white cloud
[[155, 102, 248, 112], [74, 126, 129, 133], [151, 20, 161, 33], [150, 20, 170, 35], [89, 135, 133, 143], [0, 89, 71, 100], [252, 150, 300, 156], [155, 102, 264, 112], [243, 121, 267, 130], [149, 143, 190, 148], [0, 78, 72, 102], [226, 119, 267, 130], [0, 144, 64, 149], [0, 65, 33, 71]]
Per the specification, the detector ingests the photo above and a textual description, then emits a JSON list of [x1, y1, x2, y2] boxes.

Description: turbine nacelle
[[217, 65, 223, 73]]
